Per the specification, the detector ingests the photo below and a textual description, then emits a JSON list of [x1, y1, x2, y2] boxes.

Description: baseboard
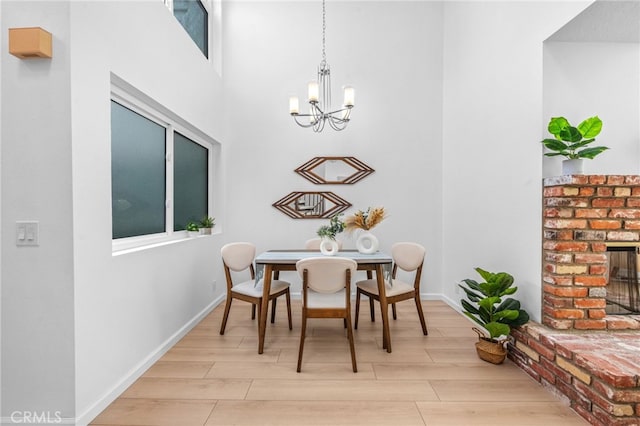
[[438, 292, 462, 312], [75, 294, 225, 426]]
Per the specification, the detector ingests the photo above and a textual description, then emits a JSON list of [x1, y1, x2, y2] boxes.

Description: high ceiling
[[548, 0, 640, 43]]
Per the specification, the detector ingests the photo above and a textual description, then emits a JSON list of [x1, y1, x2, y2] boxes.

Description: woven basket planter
[[473, 327, 507, 364]]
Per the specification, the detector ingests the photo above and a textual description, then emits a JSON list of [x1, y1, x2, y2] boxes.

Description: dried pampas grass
[[345, 207, 386, 233]]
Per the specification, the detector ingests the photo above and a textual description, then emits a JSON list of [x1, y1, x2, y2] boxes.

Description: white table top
[[255, 249, 392, 265]]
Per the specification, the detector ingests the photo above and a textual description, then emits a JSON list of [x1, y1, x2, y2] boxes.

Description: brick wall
[[543, 175, 640, 330]]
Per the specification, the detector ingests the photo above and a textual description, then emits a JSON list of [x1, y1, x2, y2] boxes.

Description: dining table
[[254, 249, 394, 354]]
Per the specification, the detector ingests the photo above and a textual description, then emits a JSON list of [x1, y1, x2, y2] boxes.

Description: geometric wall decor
[[295, 156, 374, 185], [272, 191, 352, 219]]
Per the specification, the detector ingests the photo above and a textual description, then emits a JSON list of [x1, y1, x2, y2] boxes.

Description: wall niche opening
[[606, 245, 640, 315]]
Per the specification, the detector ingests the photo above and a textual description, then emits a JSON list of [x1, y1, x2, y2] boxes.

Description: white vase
[[356, 231, 379, 254], [562, 159, 584, 175], [319, 238, 339, 256]]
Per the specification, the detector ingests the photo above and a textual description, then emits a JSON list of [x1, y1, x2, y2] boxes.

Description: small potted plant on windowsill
[[541, 115, 608, 175], [186, 221, 200, 237], [459, 267, 530, 364], [316, 213, 345, 256], [200, 216, 215, 235]]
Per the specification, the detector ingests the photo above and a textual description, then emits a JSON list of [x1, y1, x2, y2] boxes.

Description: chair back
[[305, 238, 343, 250], [296, 257, 357, 293], [221, 242, 256, 271], [391, 242, 426, 272]]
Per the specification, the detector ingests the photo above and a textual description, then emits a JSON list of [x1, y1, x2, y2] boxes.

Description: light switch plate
[[16, 221, 39, 246]]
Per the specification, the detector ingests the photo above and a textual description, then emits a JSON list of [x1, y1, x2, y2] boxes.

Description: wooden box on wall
[[9, 27, 52, 59]]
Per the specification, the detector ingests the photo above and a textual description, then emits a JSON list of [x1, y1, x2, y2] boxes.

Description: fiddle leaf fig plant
[[459, 267, 530, 341], [541, 116, 608, 159]]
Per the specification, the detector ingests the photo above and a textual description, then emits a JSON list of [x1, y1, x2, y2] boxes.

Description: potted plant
[[200, 216, 215, 235], [541, 115, 608, 175], [316, 213, 345, 255], [459, 267, 530, 364], [186, 221, 200, 237]]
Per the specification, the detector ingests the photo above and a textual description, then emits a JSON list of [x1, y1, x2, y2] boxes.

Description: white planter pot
[[319, 238, 339, 256], [356, 231, 379, 254], [562, 159, 584, 175]]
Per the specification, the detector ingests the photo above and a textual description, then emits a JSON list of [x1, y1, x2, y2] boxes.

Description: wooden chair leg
[[414, 294, 428, 335], [369, 297, 375, 322], [354, 290, 361, 330], [392, 303, 397, 320], [251, 303, 256, 320], [220, 298, 233, 335], [285, 290, 293, 330], [297, 312, 307, 373], [271, 298, 277, 324], [345, 314, 357, 373], [257, 299, 262, 327]]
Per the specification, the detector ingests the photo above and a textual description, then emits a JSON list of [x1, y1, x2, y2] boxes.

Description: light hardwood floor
[[91, 299, 588, 425]]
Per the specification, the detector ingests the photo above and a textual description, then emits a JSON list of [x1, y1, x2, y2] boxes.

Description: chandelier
[[289, 0, 354, 132]]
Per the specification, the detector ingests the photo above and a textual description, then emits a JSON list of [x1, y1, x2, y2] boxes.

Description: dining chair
[[296, 257, 358, 373], [304, 238, 344, 250], [354, 242, 428, 335], [220, 242, 292, 335]]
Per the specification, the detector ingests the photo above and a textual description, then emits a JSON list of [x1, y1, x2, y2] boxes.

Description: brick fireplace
[[541, 174, 640, 330], [509, 175, 640, 426]]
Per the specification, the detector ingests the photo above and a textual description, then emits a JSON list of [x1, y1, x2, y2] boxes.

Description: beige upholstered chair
[[220, 242, 292, 335], [304, 238, 344, 250], [296, 257, 358, 373], [354, 242, 428, 335]]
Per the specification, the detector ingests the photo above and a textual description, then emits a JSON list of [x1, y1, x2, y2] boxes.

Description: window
[[173, 132, 208, 231], [172, 0, 209, 58], [111, 101, 167, 239], [110, 85, 214, 249]]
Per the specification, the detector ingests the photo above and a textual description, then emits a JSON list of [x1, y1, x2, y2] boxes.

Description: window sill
[[112, 232, 216, 257]]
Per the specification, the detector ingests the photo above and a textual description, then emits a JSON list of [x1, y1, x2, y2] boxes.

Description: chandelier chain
[[321, 0, 326, 64]]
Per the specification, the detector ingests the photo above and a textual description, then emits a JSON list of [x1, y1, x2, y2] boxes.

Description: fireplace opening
[[606, 245, 640, 315]]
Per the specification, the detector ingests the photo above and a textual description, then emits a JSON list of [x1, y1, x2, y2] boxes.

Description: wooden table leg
[[258, 264, 273, 354], [376, 264, 392, 353]]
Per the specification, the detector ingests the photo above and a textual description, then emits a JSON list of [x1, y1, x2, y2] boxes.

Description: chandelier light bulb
[[343, 86, 355, 108], [308, 81, 319, 103], [289, 96, 299, 115]]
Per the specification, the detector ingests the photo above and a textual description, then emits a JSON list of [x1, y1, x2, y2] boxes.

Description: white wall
[[543, 41, 640, 176], [222, 1, 444, 294], [441, 1, 591, 322], [69, 2, 226, 421], [1, 1, 76, 419], [2, 0, 227, 423]]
